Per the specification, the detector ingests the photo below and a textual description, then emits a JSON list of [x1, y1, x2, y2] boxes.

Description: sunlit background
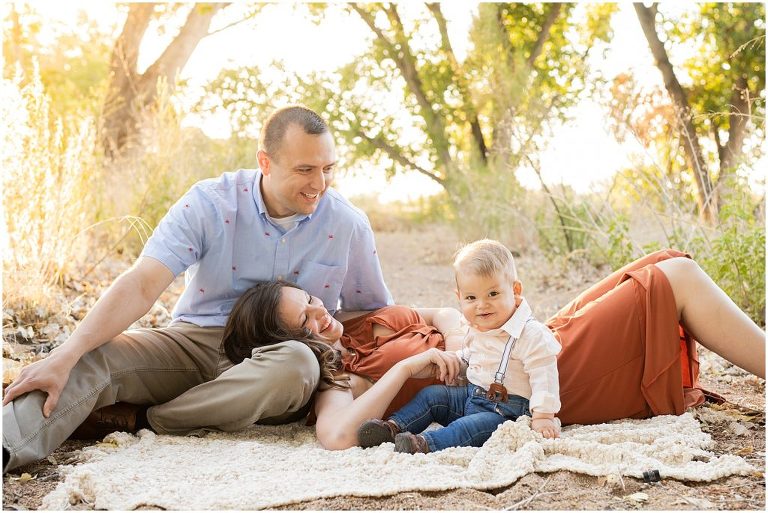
[[15, 1, 762, 201], [2, 1, 765, 329]]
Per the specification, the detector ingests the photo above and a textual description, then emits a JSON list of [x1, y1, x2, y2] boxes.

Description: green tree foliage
[[2, 3, 113, 120], [198, 3, 616, 242], [676, 3, 765, 202], [607, 3, 765, 220]]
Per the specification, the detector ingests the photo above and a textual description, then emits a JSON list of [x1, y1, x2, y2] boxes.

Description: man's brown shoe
[[69, 402, 145, 440]]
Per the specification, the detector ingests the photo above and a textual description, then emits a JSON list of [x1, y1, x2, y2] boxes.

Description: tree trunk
[[426, 2, 488, 165], [716, 75, 750, 206], [351, 4, 454, 179], [99, 3, 227, 157], [490, 3, 562, 159], [634, 3, 717, 222]]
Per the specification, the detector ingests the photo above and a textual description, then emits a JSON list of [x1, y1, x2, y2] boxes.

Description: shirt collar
[[253, 169, 313, 222], [499, 298, 532, 339], [254, 169, 268, 216], [469, 297, 532, 339]]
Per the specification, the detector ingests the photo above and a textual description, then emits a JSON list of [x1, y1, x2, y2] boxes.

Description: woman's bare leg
[[655, 257, 765, 378]]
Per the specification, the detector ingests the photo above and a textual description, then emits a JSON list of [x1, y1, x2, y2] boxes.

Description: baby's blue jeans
[[389, 383, 530, 451]]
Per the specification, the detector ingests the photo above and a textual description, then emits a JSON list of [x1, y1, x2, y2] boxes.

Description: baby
[[358, 239, 561, 453]]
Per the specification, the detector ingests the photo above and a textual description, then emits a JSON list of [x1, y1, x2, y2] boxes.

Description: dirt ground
[[2, 224, 766, 510]]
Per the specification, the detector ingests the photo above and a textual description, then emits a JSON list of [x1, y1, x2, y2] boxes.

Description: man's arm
[[338, 220, 393, 311], [2, 257, 175, 416]]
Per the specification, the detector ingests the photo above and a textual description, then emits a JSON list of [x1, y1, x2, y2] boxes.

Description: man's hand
[[531, 414, 560, 439], [2, 350, 78, 417], [2, 257, 175, 417]]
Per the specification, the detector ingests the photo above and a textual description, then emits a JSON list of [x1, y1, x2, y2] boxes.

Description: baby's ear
[[454, 288, 460, 300], [513, 280, 523, 296]]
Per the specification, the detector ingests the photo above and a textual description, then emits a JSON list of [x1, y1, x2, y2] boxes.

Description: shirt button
[[277, 275, 283, 280], [281, 238, 286, 244]]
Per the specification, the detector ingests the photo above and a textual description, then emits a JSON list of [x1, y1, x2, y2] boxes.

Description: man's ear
[[257, 150, 271, 176], [513, 280, 523, 296]]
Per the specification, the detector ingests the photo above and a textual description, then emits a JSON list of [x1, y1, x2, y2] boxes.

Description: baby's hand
[[531, 416, 560, 439]]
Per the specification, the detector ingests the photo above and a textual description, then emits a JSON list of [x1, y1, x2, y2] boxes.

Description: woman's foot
[[357, 419, 400, 448], [394, 432, 430, 454]]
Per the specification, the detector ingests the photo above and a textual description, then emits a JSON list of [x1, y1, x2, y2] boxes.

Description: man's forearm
[[54, 269, 163, 362]]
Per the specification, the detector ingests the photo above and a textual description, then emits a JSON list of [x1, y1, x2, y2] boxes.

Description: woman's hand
[[531, 414, 561, 439], [2, 349, 78, 417], [400, 348, 461, 384]]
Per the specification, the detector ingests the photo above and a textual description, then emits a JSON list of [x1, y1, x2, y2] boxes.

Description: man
[[2, 106, 392, 472]]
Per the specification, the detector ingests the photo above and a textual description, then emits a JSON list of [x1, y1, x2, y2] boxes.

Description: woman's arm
[[314, 348, 461, 450], [416, 307, 466, 352]]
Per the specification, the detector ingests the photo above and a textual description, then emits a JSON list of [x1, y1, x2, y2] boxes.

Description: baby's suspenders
[[485, 316, 534, 402]]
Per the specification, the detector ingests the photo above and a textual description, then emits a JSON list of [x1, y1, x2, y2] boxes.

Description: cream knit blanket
[[42, 412, 753, 510]]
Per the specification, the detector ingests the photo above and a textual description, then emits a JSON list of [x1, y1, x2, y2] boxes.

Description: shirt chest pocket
[[296, 261, 345, 313]]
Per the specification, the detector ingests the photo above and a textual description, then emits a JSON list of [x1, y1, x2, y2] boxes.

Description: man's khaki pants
[[2, 322, 319, 471]]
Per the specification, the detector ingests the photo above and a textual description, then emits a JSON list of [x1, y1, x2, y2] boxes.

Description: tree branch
[[359, 131, 446, 187], [491, 4, 563, 157], [711, 121, 724, 164], [204, 5, 268, 39], [350, 5, 396, 54], [721, 75, 749, 172], [426, 2, 488, 164], [140, 3, 228, 100], [494, 4, 516, 74], [634, 2, 716, 221], [100, 3, 156, 155], [714, 75, 751, 204], [351, 4, 453, 170], [527, 3, 562, 67], [522, 152, 573, 252], [108, 3, 155, 97]]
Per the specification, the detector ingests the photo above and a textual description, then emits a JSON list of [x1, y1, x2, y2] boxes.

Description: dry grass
[[2, 66, 98, 318]]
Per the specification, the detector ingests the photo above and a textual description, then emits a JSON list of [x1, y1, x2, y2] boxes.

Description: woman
[[223, 249, 765, 450]]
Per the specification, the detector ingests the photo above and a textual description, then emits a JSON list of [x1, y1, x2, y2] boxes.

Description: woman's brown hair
[[222, 280, 347, 390]]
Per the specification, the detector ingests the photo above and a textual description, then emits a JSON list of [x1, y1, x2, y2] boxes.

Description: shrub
[[1, 65, 97, 313]]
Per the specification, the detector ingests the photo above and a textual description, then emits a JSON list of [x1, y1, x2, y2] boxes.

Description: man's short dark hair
[[260, 105, 328, 159]]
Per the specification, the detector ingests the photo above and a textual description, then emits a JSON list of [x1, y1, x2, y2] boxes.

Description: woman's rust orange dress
[[340, 306, 445, 418], [546, 248, 706, 425], [340, 249, 708, 425]]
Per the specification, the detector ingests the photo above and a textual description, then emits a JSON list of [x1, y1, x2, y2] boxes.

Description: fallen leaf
[[729, 421, 749, 436], [736, 445, 754, 456], [626, 492, 648, 503], [2, 358, 23, 386], [18, 473, 35, 482], [680, 496, 714, 509]]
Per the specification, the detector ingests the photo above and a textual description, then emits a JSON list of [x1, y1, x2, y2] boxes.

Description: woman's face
[[277, 286, 343, 342]]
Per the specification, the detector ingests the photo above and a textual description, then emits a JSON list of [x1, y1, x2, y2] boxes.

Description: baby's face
[[456, 272, 517, 332]]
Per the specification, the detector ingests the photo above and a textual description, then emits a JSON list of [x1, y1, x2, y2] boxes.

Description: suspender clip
[[486, 382, 508, 402]]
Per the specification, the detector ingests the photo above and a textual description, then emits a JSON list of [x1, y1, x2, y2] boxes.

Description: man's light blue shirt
[[140, 168, 393, 326]]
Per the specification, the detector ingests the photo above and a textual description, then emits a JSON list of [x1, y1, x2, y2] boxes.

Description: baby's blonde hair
[[453, 239, 518, 285]]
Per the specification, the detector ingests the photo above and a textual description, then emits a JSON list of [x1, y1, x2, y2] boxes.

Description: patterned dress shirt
[[140, 168, 393, 326]]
